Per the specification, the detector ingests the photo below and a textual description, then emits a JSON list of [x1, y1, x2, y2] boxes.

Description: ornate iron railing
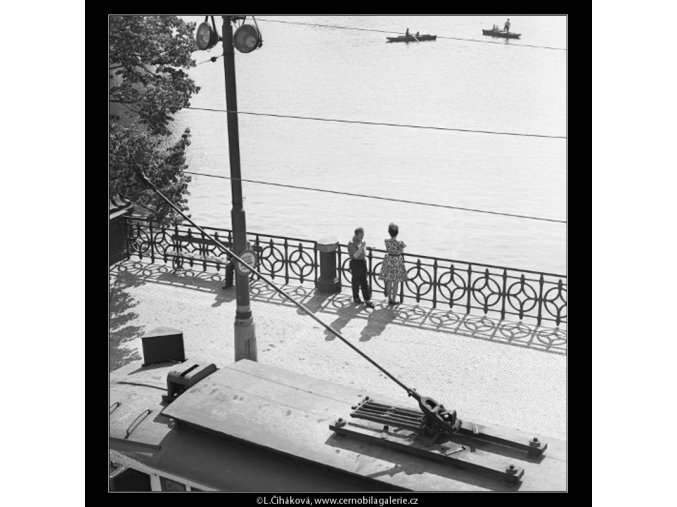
[[337, 246, 566, 326], [125, 216, 566, 326], [124, 216, 318, 285]]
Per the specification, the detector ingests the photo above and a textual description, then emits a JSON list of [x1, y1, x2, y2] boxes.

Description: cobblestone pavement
[[110, 259, 566, 440]]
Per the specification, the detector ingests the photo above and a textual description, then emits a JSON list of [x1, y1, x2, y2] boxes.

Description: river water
[[173, 15, 566, 274]]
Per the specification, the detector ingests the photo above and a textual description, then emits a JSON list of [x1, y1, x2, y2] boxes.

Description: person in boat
[[405, 28, 409, 36], [416, 31, 420, 36], [504, 19, 511, 33]]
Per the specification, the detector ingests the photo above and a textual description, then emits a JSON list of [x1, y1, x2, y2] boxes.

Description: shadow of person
[[359, 307, 396, 342], [296, 290, 329, 315], [324, 301, 363, 341], [211, 286, 238, 307]]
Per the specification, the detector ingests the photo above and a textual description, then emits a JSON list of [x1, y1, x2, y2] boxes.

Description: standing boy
[[347, 227, 375, 308]]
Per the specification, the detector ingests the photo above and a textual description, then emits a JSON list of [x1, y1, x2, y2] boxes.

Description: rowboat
[[482, 29, 521, 39], [386, 34, 437, 43]]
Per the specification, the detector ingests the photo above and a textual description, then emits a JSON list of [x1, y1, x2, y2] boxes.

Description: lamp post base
[[234, 316, 257, 362]]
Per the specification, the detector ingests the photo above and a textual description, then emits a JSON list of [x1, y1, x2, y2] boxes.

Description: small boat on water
[[386, 34, 437, 43], [482, 28, 521, 39]]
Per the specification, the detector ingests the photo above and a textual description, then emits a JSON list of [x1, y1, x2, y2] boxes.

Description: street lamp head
[[233, 24, 262, 53], [196, 22, 218, 50]]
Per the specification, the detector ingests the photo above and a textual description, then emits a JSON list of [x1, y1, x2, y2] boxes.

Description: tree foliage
[[109, 15, 198, 224], [110, 124, 192, 225], [110, 15, 200, 135]]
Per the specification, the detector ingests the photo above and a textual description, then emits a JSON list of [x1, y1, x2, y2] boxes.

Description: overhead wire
[[196, 52, 223, 65], [190, 20, 565, 138], [110, 160, 566, 224], [131, 165, 419, 398], [184, 106, 566, 140], [254, 17, 567, 51], [435, 34, 566, 52], [118, 18, 565, 225]]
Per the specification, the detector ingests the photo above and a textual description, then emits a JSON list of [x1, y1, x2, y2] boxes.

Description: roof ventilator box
[[141, 327, 186, 366], [163, 362, 218, 404]]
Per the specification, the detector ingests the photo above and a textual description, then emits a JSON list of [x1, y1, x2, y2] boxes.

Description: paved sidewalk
[[109, 259, 566, 440]]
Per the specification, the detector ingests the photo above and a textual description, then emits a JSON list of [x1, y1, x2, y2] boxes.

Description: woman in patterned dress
[[379, 223, 407, 306]]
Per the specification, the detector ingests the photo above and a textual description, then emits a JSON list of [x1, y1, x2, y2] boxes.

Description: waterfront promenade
[[109, 258, 566, 441]]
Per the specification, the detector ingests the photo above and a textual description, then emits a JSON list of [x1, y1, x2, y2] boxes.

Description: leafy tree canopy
[[110, 15, 200, 136], [110, 15, 199, 225], [110, 124, 192, 225]]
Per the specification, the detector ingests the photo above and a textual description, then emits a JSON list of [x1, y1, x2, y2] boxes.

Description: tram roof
[[110, 359, 566, 491]]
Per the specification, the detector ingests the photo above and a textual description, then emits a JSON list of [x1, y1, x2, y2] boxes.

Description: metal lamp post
[[221, 16, 257, 362], [195, 15, 263, 361]]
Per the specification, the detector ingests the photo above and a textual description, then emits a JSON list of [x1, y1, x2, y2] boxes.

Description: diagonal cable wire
[[110, 160, 566, 224], [197, 53, 224, 65], [184, 106, 566, 140], [183, 170, 567, 224], [130, 165, 417, 397], [255, 17, 567, 51]]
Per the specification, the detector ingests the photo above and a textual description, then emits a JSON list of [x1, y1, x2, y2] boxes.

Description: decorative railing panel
[[337, 245, 566, 326], [125, 216, 566, 326], [125, 216, 319, 285]]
